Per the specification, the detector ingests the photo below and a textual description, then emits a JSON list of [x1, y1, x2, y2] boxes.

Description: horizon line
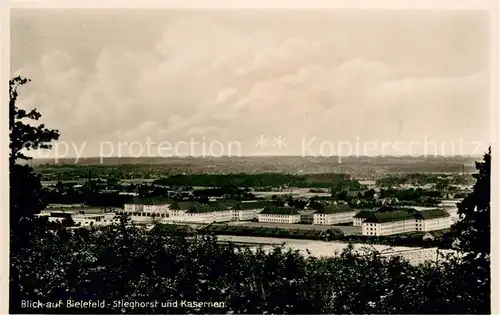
[[30, 154, 485, 160]]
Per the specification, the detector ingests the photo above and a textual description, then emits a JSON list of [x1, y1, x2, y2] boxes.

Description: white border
[[2, 1, 498, 315]]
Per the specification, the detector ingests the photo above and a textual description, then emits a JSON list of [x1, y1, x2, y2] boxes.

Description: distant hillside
[[33, 156, 479, 179], [153, 173, 350, 188]]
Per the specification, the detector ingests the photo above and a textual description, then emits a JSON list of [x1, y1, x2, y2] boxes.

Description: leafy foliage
[[9, 76, 60, 222], [9, 76, 60, 165], [452, 147, 490, 257], [9, 220, 488, 314], [10, 164, 46, 224], [447, 148, 491, 313]]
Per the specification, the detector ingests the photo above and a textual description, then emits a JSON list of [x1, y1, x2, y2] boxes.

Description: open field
[[217, 235, 458, 265], [253, 189, 331, 198]]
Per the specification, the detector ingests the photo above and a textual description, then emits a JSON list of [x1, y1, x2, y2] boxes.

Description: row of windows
[[366, 222, 414, 228], [366, 230, 416, 236], [381, 227, 411, 231], [315, 213, 354, 217], [259, 219, 296, 223], [366, 225, 451, 235], [119, 212, 169, 217], [260, 217, 294, 220], [365, 218, 452, 227]]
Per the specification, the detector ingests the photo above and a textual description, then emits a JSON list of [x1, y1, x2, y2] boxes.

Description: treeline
[[376, 173, 473, 187], [36, 164, 162, 181], [385, 164, 476, 173], [10, 218, 488, 314], [192, 185, 255, 199], [154, 173, 350, 188], [378, 188, 442, 204], [42, 190, 134, 207], [33, 157, 478, 176]]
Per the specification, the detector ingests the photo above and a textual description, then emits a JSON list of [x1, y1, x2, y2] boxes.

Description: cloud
[[40, 50, 74, 74], [11, 11, 490, 157]]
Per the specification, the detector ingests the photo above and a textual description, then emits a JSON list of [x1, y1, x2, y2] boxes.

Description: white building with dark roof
[[231, 201, 270, 221], [124, 197, 173, 213], [414, 209, 452, 232], [258, 207, 301, 224], [313, 204, 356, 225], [161, 202, 232, 224], [362, 209, 417, 236], [298, 209, 316, 224], [362, 207, 452, 236], [353, 209, 377, 226]]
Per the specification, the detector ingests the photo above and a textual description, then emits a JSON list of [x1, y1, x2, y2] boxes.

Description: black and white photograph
[[7, 2, 495, 314]]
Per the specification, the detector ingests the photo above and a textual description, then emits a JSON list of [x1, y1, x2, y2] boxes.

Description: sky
[[11, 9, 491, 159]]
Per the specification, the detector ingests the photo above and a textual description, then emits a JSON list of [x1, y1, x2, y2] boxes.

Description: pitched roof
[[169, 201, 225, 212], [298, 209, 317, 215], [354, 209, 377, 218], [132, 196, 173, 205], [363, 206, 450, 223], [315, 204, 354, 214], [231, 201, 272, 210], [217, 199, 240, 209], [363, 208, 417, 223], [260, 207, 301, 215], [186, 203, 227, 213], [415, 209, 450, 220], [376, 206, 400, 213], [169, 201, 196, 210]]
